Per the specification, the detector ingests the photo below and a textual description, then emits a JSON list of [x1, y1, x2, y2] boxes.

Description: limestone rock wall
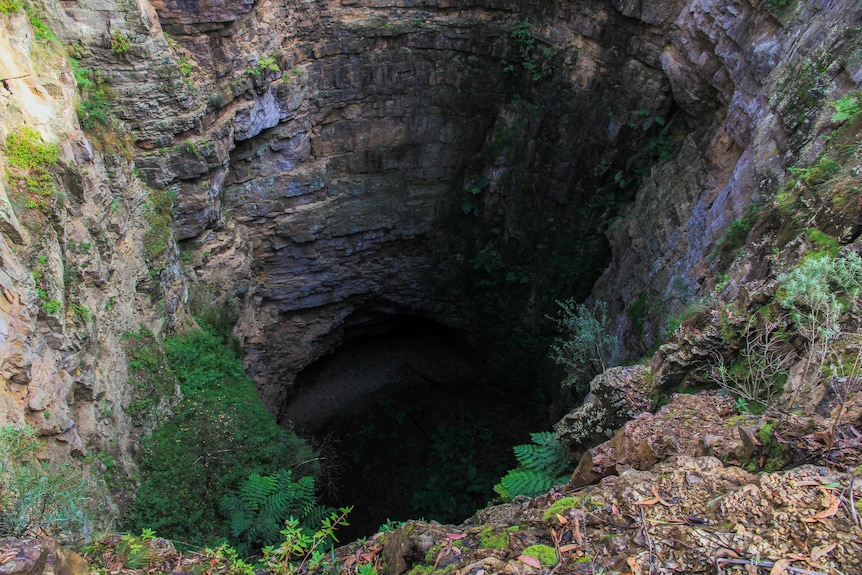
[[0, 8, 184, 468], [83, 0, 861, 411], [4, 0, 862, 458], [590, 0, 862, 359], [112, 0, 683, 412]]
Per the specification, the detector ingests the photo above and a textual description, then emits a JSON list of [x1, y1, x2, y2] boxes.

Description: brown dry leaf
[[811, 542, 837, 562], [803, 491, 841, 522], [559, 544, 580, 553], [571, 514, 584, 545], [633, 483, 671, 506], [769, 558, 791, 575], [626, 556, 644, 575], [556, 513, 568, 525], [518, 555, 541, 569]]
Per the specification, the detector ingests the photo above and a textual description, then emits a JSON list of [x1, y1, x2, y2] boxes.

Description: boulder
[[554, 365, 654, 460], [570, 392, 742, 487], [0, 539, 90, 575]]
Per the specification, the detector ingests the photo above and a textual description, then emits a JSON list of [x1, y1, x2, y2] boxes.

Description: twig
[[850, 475, 861, 530], [0, 74, 31, 82], [716, 557, 829, 575], [639, 507, 656, 574]]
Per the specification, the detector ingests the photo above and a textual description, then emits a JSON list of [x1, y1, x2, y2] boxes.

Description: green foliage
[[219, 469, 331, 554], [805, 228, 839, 258], [6, 127, 58, 170], [178, 56, 193, 77], [110, 31, 131, 54], [71, 303, 91, 323], [548, 300, 617, 394], [143, 186, 173, 265], [187, 285, 239, 339], [262, 507, 352, 575], [0, 424, 101, 540], [766, 0, 791, 13], [5, 126, 59, 210], [461, 177, 488, 217], [125, 329, 317, 547], [494, 469, 554, 501], [247, 56, 280, 77], [0, 0, 21, 13], [18, 3, 56, 41], [788, 157, 841, 189], [494, 432, 569, 501], [512, 432, 569, 475], [521, 544, 558, 566], [478, 527, 509, 550], [778, 252, 862, 343], [71, 59, 113, 131], [542, 496, 582, 521], [714, 201, 762, 262], [412, 426, 499, 522], [123, 329, 177, 427], [709, 321, 792, 413], [41, 298, 62, 314], [116, 533, 159, 568], [200, 543, 256, 575], [628, 293, 649, 333], [830, 92, 861, 123], [508, 20, 554, 82]]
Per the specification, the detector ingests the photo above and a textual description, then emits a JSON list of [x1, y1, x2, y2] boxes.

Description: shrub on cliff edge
[[0, 424, 102, 541]]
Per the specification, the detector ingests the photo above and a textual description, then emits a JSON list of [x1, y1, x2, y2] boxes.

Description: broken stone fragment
[[0, 539, 90, 575]]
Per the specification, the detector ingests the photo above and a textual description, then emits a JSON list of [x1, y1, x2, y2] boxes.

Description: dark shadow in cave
[[281, 314, 549, 540]]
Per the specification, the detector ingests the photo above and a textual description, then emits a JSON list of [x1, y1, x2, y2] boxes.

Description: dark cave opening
[[281, 314, 550, 540]]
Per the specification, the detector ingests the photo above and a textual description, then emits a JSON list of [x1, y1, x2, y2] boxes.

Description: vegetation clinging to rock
[[125, 328, 318, 548], [0, 424, 103, 541], [548, 299, 617, 395]]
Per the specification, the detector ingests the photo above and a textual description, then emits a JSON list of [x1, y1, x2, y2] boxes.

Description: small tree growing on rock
[[548, 299, 617, 395]]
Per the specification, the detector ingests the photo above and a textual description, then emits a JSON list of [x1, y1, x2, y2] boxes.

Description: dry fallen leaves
[[633, 483, 671, 507], [802, 489, 840, 523]]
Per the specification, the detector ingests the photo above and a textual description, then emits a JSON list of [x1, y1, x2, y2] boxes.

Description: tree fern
[[218, 469, 331, 553], [494, 432, 570, 502]]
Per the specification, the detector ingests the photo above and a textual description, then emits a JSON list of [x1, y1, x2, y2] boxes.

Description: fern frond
[[301, 505, 334, 532], [498, 469, 553, 500], [513, 435, 568, 476], [529, 431, 557, 446], [226, 469, 321, 552], [239, 473, 274, 510]]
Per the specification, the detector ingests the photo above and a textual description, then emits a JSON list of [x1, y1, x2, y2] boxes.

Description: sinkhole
[[281, 313, 549, 539]]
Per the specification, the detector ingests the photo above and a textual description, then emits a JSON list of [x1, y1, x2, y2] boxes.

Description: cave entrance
[[281, 314, 548, 539]]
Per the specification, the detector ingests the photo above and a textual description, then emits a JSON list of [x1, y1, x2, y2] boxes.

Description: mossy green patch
[[542, 496, 582, 521], [522, 544, 557, 566], [478, 527, 509, 550], [805, 228, 840, 258]]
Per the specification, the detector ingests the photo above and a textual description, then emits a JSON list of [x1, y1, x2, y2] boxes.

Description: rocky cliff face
[[0, 8, 187, 469], [591, 0, 862, 360], [1, 0, 861, 479]]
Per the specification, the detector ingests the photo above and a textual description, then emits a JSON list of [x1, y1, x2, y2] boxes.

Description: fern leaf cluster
[[494, 432, 570, 502], [512, 432, 569, 476], [219, 469, 330, 553]]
